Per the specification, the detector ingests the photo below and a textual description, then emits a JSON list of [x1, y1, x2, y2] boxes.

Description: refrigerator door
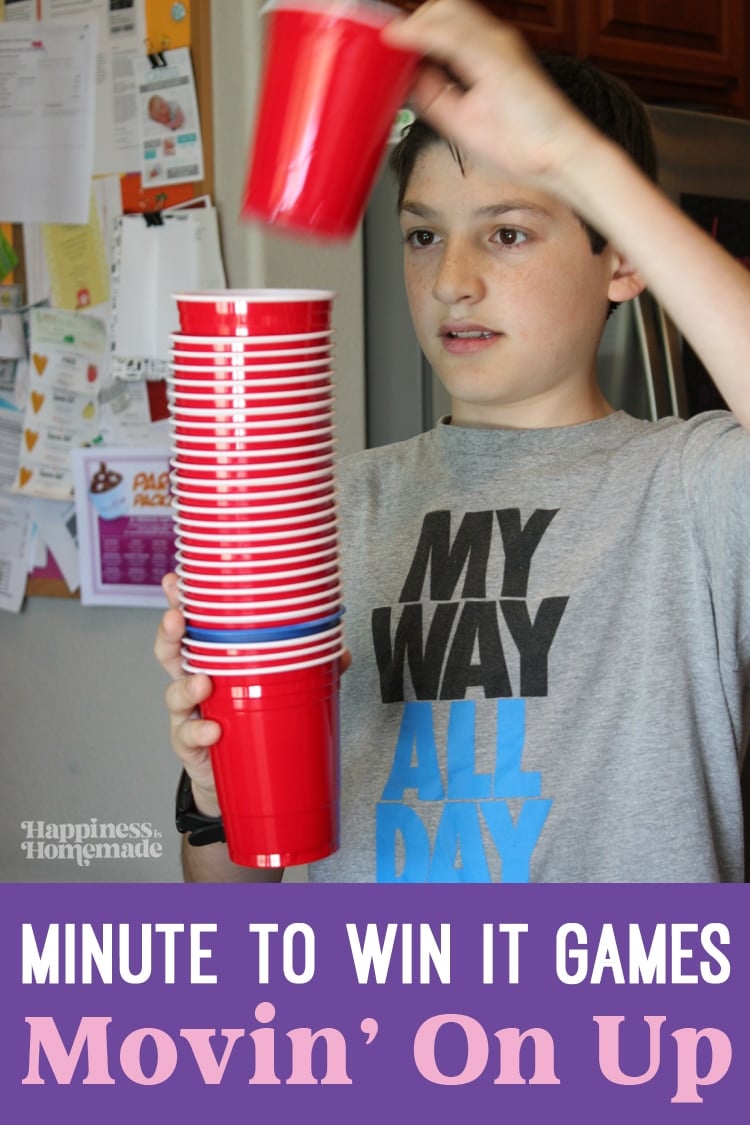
[[364, 151, 452, 448], [645, 106, 750, 418]]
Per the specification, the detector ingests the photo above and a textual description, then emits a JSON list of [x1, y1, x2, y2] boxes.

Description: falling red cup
[[200, 657, 341, 866], [242, 0, 420, 240]]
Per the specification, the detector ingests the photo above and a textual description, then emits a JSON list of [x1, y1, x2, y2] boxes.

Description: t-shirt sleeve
[[679, 411, 750, 670]]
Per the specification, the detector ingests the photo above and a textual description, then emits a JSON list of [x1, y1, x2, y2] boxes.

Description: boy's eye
[[493, 227, 528, 246], [404, 229, 437, 248]]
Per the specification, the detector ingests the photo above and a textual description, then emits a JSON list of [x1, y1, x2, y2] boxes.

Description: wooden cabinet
[[475, 1, 577, 52], [576, 0, 747, 113], [479, 0, 749, 116]]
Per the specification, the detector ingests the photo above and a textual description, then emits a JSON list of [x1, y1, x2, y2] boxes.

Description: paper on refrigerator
[[0, 494, 32, 613], [0, 21, 96, 223], [39, 0, 147, 176], [41, 189, 110, 312], [110, 205, 225, 379], [136, 46, 204, 188], [71, 444, 175, 607], [12, 307, 107, 499]]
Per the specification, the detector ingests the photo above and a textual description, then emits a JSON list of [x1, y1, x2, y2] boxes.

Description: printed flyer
[[136, 46, 204, 188], [71, 444, 175, 606], [2, 881, 747, 1124]]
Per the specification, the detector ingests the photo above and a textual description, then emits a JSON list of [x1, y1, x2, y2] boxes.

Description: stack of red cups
[[169, 289, 342, 869]]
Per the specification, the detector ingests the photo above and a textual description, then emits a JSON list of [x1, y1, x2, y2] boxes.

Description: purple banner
[[2, 883, 747, 1123]]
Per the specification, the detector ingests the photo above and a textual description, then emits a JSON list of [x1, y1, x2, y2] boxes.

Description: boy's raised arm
[[385, 0, 750, 431]]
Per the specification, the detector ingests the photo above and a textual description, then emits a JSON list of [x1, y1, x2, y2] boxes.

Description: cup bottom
[[202, 659, 340, 868]]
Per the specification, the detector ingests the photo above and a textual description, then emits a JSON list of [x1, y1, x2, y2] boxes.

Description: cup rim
[[177, 542, 335, 560], [167, 387, 333, 403], [181, 639, 343, 664], [168, 397, 333, 418], [170, 424, 335, 444], [170, 484, 334, 503], [177, 574, 340, 591], [180, 579, 343, 605], [174, 489, 335, 512], [176, 558, 338, 581], [170, 458, 333, 476], [175, 545, 338, 568], [178, 570, 339, 594], [169, 344, 331, 358], [169, 438, 335, 459], [259, 0, 404, 30], [167, 372, 332, 389], [176, 517, 338, 540], [184, 596, 343, 622], [171, 358, 331, 373], [170, 329, 333, 345], [181, 646, 344, 677], [182, 622, 342, 651], [170, 464, 333, 485], [181, 644, 342, 665], [173, 288, 336, 305], [175, 533, 338, 555]]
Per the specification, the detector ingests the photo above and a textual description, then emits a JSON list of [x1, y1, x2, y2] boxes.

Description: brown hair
[[390, 52, 659, 261]]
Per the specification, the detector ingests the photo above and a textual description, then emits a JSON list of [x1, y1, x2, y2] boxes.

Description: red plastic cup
[[184, 621, 342, 658], [200, 658, 341, 866], [170, 468, 334, 497], [169, 330, 332, 353], [168, 397, 334, 422], [173, 487, 335, 517], [170, 358, 332, 377], [168, 393, 334, 412], [170, 413, 334, 439], [175, 518, 339, 549], [175, 537, 339, 567], [169, 436, 335, 461], [174, 289, 334, 336], [170, 431, 335, 457], [184, 647, 345, 679], [180, 579, 343, 610], [183, 591, 343, 627], [174, 342, 335, 360], [170, 460, 335, 487], [171, 474, 334, 501], [242, 0, 420, 240], [169, 371, 335, 389], [184, 643, 346, 678], [176, 558, 339, 586], [178, 576, 341, 600], [176, 544, 337, 569], [185, 621, 343, 658]]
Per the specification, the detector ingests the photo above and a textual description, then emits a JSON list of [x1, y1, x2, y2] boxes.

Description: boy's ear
[[607, 250, 646, 304]]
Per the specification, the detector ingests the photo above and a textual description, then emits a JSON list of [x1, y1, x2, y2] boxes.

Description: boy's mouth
[[445, 330, 495, 339], [440, 324, 500, 352]]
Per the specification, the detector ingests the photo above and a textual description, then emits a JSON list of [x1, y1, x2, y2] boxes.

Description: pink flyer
[[71, 445, 175, 606]]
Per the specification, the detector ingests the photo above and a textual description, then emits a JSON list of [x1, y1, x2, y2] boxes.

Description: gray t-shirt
[[307, 410, 750, 883]]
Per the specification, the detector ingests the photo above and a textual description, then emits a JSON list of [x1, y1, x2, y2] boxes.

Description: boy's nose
[[432, 241, 486, 305]]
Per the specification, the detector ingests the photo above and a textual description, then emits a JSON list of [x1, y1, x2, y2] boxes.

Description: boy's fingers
[[165, 672, 212, 723], [154, 607, 186, 680], [161, 572, 180, 609]]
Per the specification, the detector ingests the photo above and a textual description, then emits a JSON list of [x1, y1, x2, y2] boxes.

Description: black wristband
[[175, 768, 226, 846]]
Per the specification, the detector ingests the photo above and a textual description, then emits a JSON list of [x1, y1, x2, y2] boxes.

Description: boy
[[155, 0, 750, 883]]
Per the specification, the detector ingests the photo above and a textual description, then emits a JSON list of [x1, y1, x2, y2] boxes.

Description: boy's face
[[399, 143, 620, 428]]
